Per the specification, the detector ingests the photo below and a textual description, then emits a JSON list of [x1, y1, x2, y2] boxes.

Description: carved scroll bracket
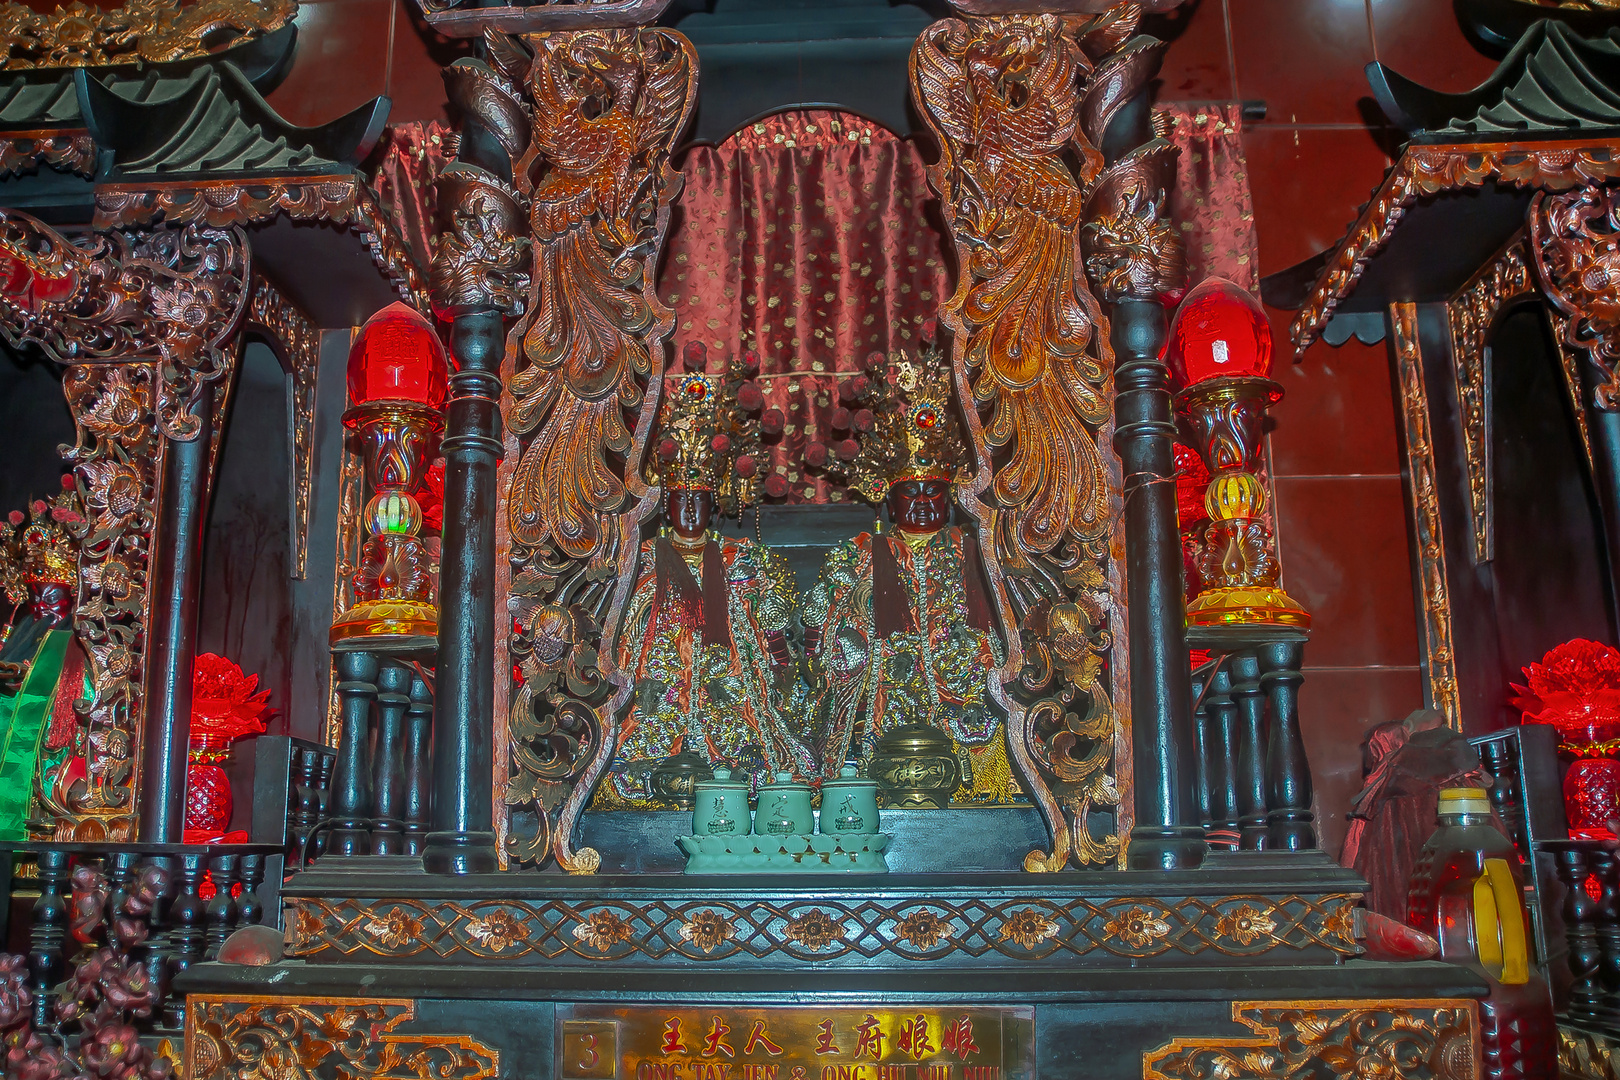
[[1444, 234, 1536, 565], [246, 270, 321, 579], [1390, 303, 1461, 731]]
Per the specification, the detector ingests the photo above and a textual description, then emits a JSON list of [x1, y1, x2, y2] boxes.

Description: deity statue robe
[[0, 586, 88, 840], [804, 526, 1011, 799], [604, 534, 816, 804]]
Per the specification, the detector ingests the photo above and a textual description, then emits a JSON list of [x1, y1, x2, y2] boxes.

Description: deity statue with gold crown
[[602, 353, 816, 806], [0, 478, 92, 839], [803, 343, 1009, 803]]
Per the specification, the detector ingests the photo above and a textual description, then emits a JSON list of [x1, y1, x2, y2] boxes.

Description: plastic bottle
[[1406, 788, 1555, 1079]]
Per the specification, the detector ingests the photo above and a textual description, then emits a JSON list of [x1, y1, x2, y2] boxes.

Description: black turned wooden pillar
[[1190, 673, 1212, 830], [1204, 667, 1240, 842], [28, 849, 67, 1028], [1591, 845, 1620, 1026], [1556, 842, 1606, 1021], [140, 410, 212, 843], [1230, 652, 1270, 850], [370, 661, 412, 855], [1114, 300, 1205, 871], [404, 672, 433, 856], [1259, 639, 1316, 849], [426, 312, 502, 874], [330, 650, 379, 856]]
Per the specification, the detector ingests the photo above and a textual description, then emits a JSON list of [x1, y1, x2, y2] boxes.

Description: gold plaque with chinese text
[[557, 1007, 1033, 1080]]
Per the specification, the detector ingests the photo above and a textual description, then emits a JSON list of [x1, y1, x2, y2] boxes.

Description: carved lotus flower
[[895, 909, 952, 950], [466, 908, 527, 954], [1103, 906, 1171, 950], [79, 460, 143, 533], [82, 556, 134, 601], [572, 909, 633, 953], [679, 909, 735, 954], [1214, 904, 1278, 947], [784, 909, 845, 952], [1322, 902, 1356, 948], [292, 906, 324, 950], [997, 908, 1059, 949], [363, 907, 423, 950]]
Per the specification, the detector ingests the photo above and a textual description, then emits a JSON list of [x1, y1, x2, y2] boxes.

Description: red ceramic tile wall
[[1162, 0, 1505, 855]]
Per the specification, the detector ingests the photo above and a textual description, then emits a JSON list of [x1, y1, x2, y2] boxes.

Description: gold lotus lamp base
[[1185, 586, 1311, 629], [330, 599, 439, 649]]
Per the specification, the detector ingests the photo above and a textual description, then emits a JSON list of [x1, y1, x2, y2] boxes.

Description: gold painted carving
[[1293, 141, 1620, 356], [912, 12, 1147, 870], [1531, 185, 1620, 412], [285, 891, 1362, 964], [1144, 999, 1479, 1080], [246, 271, 320, 579], [0, 0, 294, 70], [1445, 234, 1535, 565], [1552, 310, 1596, 469], [1562, 1025, 1620, 1080], [186, 996, 499, 1080], [0, 132, 95, 178], [1390, 303, 1461, 731]]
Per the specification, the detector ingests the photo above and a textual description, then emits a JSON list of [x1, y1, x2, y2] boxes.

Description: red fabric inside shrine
[[655, 105, 1260, 506]]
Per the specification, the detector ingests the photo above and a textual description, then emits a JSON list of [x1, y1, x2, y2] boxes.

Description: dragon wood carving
[[912, 10, 1171, 869], [462, 28, 695, 870], [1530, 185, 1620, 411]]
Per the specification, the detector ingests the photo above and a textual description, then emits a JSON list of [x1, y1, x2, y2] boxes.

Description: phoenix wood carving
[[458, 27, 697, 870], [913, 11, 1167, 869]]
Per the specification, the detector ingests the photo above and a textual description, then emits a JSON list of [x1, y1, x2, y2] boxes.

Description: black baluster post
[[425, 310, 503, 875], [330, 650, 380, 856], [164, 853, 206, 1027], [404, 672, 433, 856], [291, 746, 321, 862], [29, 850, 68, 1028], [316, 750, 335, 855], [203, 854, 239, 961], [1259, 638, 1316, 850], [1230, 651, 1269, 850], [1191, 673, 1213, 832], [1478, 735, 1529, 856], [1205, 666, 1240, 846], [104, 850, 138, 929], [1592, 845, 1620, 1026], [137, 857, 176, 1027], [237, 855, 264, 928], [1555, 842, 1605, 1021], [370, 661, 412, 855]]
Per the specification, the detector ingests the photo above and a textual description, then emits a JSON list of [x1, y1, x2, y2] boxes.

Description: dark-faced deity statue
[[604, 366, 815, 805]]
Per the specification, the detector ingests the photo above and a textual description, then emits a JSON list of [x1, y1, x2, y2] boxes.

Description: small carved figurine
[[604, 355, 815, 805], [803, 344, 1006, 799]]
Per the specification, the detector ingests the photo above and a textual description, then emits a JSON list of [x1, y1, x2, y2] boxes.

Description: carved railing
[[321, 657, 436, 860], [1187, 627, 1315, 852]]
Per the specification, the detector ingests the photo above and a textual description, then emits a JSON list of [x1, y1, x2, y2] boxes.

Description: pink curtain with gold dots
[[655, 105, 1259, 506]]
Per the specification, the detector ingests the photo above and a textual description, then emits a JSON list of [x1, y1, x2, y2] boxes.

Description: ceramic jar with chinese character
[[820, 765, 880, 834], [752, 771, 814, 836], [692, 768, 750, 836]]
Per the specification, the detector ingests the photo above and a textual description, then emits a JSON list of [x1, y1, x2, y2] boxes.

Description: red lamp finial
[[1165, 277, 1273, 390], [347, 302, 449, 414]]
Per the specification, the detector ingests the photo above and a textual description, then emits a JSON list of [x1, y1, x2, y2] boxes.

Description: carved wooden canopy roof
[[1285, 16, 1620, 355]]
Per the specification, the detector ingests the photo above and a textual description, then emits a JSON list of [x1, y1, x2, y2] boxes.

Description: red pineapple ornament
[[1512, 638, 1620, 838], [184, 654, 271, 841]]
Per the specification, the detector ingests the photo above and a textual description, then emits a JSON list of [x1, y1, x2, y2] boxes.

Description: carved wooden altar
[[0, 0, 1502, 1078]]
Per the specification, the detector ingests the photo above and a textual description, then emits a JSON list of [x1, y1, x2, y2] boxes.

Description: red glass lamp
[[331, 302, 447, 647], [184, 653, 270, 841], [1167, 277, 1309, 628], [1513, 638, 1620, 839]]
